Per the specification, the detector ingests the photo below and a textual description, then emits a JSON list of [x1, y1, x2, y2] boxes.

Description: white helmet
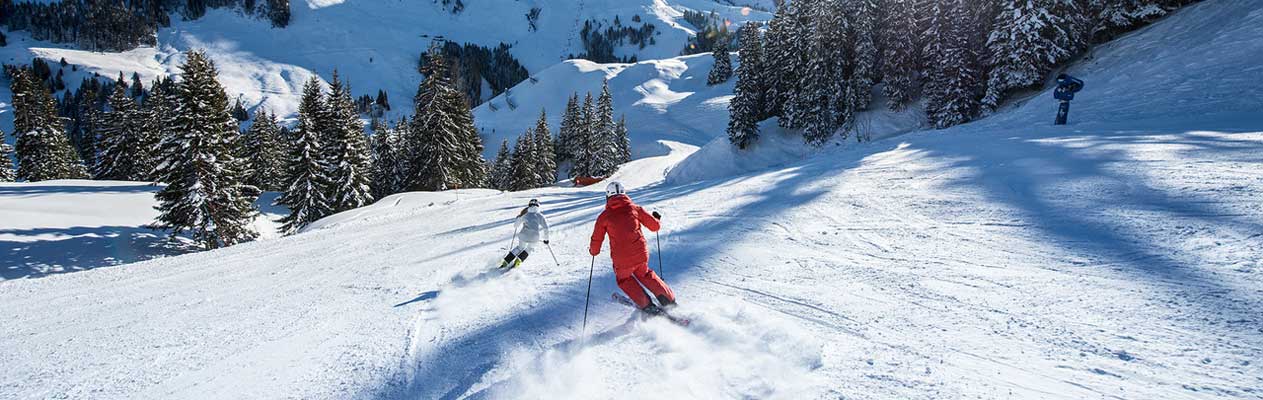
[[605, 181, 626, 198]]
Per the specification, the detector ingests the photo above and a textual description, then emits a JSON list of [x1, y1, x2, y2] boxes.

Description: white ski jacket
[[515, 206, 550, 244]]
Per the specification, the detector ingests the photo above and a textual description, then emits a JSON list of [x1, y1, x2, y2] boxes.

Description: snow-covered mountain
[[0, 0, 772, 139], [2, 1, 1261, 399]]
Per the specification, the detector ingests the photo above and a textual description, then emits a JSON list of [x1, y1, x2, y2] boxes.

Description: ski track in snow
[[3, 1, 1263, 399]]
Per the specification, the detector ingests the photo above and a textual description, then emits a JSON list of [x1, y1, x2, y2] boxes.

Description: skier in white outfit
[[500, 199, 551, 269]]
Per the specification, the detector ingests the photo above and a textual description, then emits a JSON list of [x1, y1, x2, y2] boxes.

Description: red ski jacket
[[589, 194, 659, 268]]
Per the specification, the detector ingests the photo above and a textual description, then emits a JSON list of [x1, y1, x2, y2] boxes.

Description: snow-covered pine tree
[[614, 115, 631, 164], [922, 0, 985, 129], [706, 39, 733, 86], [94, 81, 147, 180], [488, 139, 512, 191], [799, 0, 849, 145], [144, 76, 179, 183], [72, 81, 102, 169], [276, 77, 333, 234], [570, 92, 596, 178], [1, 142, 15, 182], [151, 50, 258, 248], [323, 71, 374, 212], [763, 1, 795, 119], [509, 131, 537, 191], [556, 93, 581, 163], [590, 81, 619, 176], [10, 68, 88, 181], [728, 21, 766, 149], [981, 0, 1079, 113], [877, 0, 921, 111], [774, 0, 814, 130], [442, 78, 487, 189], [406, 46, 484, 191], [843, 0, 879, 119], [242, 108, 286, 191], [532, 109, 557, 187]]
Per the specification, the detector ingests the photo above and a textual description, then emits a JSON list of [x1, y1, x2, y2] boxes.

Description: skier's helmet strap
[[605, 181, 625, 198]]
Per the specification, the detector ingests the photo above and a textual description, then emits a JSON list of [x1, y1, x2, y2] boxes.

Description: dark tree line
[[569, 17, 657, 64], [0, 0, 290, 52], [419, 41, 530, 107], [726, 0, 1199, 149]]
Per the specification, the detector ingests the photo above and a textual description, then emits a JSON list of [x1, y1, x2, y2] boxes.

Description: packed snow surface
[[2, 1, 1263, 399]]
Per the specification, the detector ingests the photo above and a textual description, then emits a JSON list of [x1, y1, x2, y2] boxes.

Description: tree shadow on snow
[[0, 225, 192, 280]]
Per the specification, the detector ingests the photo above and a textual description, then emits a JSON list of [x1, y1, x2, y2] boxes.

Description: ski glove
[[652, 211, 661, 220], [543, 240, 549, 245]]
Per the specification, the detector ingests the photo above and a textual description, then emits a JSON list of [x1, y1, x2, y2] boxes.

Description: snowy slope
[[2, 1, 1263, 399], [0, 180, 288, 280], [0, 0, 773, 140]]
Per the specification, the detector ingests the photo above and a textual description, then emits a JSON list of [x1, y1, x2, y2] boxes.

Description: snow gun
[[1053, 74, 1085, 125]]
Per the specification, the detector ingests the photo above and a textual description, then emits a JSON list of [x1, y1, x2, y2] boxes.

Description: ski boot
[[640, 303, 664, 316], [657, 295, 678, 310]]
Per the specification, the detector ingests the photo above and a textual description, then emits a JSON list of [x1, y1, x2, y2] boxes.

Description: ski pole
[[655, 230, 663, 277], [581, 256, 595, 336], [546, 243, 561, 267]]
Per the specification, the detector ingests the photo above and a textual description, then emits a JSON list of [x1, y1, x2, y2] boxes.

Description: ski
[[610, 292, 691, 327]]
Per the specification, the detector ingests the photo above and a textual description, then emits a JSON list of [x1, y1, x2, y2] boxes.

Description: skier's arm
[[589, 213, 607, 256], [540, 215, 551, 242], [635, 206, 660, 232]]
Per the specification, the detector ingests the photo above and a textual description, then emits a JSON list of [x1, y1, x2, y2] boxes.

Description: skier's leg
[[634, 265, 676, 305], [615, 263, 652, 308]]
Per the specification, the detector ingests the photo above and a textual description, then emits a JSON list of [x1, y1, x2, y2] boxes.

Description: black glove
[[543, 240, 550, 245], [652, 211, 661, 220]]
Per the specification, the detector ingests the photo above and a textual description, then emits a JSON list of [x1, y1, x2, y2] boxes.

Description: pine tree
[[531, 109, 557, 187], [799, 0, 849, 145], [73, 81, 102, 171], [130, 71, 144, 99], [556, 93, 581, 162], [572, 92, 597, 178], [10, 68, 88, 181], [369, 119, 405, 199], [144, 76, 178, 182], [877, 0, 921, 111], [242, 108, 286, 191], [509, 132, 537, 191], [614, 115, 631, 164], [981, 0, 1080, 112], [922, 0, 985, 128], [706, 40, 733, 86], [844, 0, 879, 121], [324, 71, 374, 211], [763, 1, 797, 119], [488, 139, 512, 190], [94, 81, 148, 180], [151, 50, 258, 248], [405, 46, 486, 191], [277, 77, 334, 234], [590, 81, 619, 176], [728, 21, 766, 149], [1, 142, 15, 182]]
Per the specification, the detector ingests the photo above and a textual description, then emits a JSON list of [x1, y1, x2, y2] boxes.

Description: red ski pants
[[616, 262, 675, 308]]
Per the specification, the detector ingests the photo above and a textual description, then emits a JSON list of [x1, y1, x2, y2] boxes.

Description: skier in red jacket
[[590, 181, 676, 314]]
